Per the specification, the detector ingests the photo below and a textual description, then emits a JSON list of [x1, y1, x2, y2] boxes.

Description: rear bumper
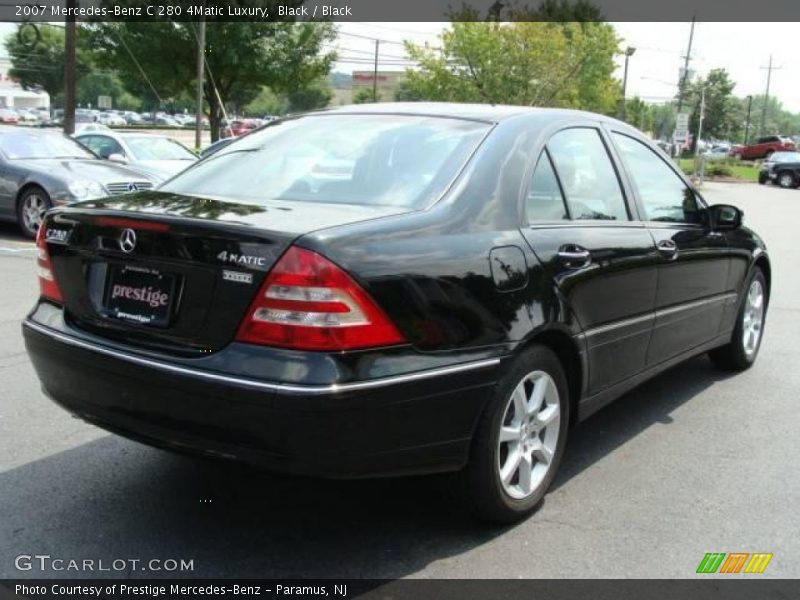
[[23, 310, 500, 478]]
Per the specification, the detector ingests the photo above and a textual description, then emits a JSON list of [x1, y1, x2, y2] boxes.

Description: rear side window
[[546, 128, 629, 221], [612, 133, 701, 224], [80, 135, 123, 159], [162, 115, 491, 209], [526, 151, 568, 222]]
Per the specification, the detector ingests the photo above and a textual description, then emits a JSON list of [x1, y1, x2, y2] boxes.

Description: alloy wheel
[[497, 370, 561, 500], [742, 279, 765, 357], [21, 192, 47, 235], [778, 173, 795, 188]]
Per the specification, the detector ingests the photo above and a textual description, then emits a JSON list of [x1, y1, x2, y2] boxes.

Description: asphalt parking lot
[[1, 181, 798, 579]]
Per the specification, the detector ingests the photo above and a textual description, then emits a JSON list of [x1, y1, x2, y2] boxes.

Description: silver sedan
[[0, 127, 158, 237]]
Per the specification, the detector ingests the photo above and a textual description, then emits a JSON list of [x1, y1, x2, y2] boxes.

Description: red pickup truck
[[732, 135, 796, 160]]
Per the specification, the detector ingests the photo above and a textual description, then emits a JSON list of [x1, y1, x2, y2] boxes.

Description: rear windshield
[[125, 136, 197, 161], [161, 114, 490, 209]]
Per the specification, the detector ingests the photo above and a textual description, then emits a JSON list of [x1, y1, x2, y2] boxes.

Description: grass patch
[[675, 158, 759, 183]]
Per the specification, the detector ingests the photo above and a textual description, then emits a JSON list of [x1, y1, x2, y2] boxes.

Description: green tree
[[353, 88, 380, 104], [287, 78, 333, 113], [741, 94, 800, 139], [5, 24, 94, 104], [402, 19, 620, 113], [89, 18, 336, 140], [245, 87, 286, 117], [393, 79, 423, 102], [623, 97, 655, 133], [686, 68, 737, 148]]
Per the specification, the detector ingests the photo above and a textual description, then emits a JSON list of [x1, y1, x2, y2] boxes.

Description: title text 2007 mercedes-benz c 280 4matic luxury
[[24, 104, 770, 522]]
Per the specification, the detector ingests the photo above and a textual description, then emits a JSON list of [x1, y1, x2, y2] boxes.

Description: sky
[[334, 22, 800, 113], [1, 21, 798, 112]]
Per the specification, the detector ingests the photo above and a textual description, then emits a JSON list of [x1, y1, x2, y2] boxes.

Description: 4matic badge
[[216, 250, 267, 268]]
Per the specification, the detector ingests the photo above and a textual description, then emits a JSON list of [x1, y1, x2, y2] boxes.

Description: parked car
[[702, 145, 731, 160], [220, 119, 259, 138], [123, 111, 144, 125], [0, 108, 19, 124], [16, 109, 40, 123], [759, 150, 800, 188], [75, 131, 198, 182], [732, 135, 795, 160], [97, 112, 127, 127], [0, 127, 157, 237], [73, 122, 111, 134], [23, 104, 770, 523]]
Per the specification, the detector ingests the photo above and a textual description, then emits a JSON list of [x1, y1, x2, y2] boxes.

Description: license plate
[[103, 264, 176, 327]]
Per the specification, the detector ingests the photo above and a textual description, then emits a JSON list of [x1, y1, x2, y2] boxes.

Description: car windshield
[[771, 152, 800, 162], [125, 136, 197, 161], [0, 132, 95, 160], [161, 114, 491, 209]]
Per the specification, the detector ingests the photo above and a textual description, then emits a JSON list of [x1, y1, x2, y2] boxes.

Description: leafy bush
[[706, 163, 735, 177]]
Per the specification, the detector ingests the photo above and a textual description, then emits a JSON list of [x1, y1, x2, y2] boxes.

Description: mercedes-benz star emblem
[[119, 228, 137, 253], [127, 182, 139, 192]]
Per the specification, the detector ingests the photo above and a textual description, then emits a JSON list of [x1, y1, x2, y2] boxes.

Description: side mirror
[[107, 153, 127, 164], [709, 204, 743, 231]]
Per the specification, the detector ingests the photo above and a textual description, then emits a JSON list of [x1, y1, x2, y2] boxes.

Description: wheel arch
[[515, 326, 584, 427], [15, 181, 49, 208], [754, 253, 771, 301]]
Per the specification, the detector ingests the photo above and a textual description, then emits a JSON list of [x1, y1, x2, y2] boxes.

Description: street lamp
[[620, 46, 636, 121]]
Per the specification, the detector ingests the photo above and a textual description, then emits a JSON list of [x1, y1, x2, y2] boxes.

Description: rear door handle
[[557, 244, 592, 268], [657, 239, 678, 259]]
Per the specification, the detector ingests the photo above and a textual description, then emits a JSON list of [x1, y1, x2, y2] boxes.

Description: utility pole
[[744, 95, 753, 145], [759, 55, 781, 136], [676, 17, 695, 115], [372, 39, 379, 102], [695, 86, 706, 182], [195, 12, 206, 151], [63, 0, 77, 135]]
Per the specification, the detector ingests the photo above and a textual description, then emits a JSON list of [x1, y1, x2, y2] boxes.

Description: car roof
[[313, 102, 625, 126]]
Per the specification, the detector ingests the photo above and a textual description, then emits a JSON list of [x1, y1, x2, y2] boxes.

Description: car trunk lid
[[42, 191, 410, 355]]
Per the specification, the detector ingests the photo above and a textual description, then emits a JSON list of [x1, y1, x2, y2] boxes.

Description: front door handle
[[557, 244, 592, 268], [657, 239, 678, 259]]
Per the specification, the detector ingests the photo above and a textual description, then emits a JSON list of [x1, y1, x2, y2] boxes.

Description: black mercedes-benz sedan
[[23, 104, 770, 523]]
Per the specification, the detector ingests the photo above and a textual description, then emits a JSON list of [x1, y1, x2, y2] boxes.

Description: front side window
[[526, 151, 568, 222], [162, 115, 490, 209], [546, 128, 629, 221], [612, 133, 701, 224]]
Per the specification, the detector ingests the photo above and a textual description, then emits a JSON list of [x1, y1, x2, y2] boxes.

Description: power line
[[337, 31, 406, 46]]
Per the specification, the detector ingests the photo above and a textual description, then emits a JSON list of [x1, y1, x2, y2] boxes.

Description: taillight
[[35, 223, 63, 303], [236, 246, 405, 351]]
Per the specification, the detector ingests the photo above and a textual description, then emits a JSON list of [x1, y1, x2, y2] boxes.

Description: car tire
[[16, 185, 52, 239], [758, 173, 768, 185], [465, 344, 569, 524], [777, 171, 796, 189], [708, 268, 767, 371]]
